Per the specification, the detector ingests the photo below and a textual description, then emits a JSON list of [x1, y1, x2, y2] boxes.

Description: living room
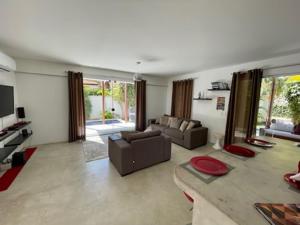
[[1, 1, 300, 225]]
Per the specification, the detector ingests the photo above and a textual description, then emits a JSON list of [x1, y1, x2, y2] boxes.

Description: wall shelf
[[0, 121, 32, 163], [208, 89, 230, 91], [5, 133, 33, 147], [0, 146, 17, 163], [193, 98, 213, 101]]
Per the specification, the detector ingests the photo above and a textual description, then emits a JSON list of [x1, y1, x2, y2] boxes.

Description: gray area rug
[[83, 135, 110, 162]]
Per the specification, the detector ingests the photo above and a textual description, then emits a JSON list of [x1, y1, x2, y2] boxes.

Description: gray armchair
[[108, 131, 171, 176]]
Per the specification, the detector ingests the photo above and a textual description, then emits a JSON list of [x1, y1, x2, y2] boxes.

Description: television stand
[[0, 121, 32, 166]]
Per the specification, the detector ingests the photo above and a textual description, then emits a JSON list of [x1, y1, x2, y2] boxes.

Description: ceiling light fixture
[[133, 61, 143, 81]]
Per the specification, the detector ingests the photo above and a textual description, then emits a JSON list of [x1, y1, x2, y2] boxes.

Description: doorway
[[256, 74, 300, 141], [84, 79, 136, 136], [82, 79, 136, 162]]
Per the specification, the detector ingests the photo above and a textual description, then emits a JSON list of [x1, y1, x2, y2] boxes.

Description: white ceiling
[[0, 0, 300, 76]]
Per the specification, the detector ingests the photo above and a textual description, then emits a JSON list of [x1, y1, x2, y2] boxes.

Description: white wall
[[166, 52, 300, 143], [16, 73, 68, 145], [15, 58, 168, 145], [146, 85, 168, 121]]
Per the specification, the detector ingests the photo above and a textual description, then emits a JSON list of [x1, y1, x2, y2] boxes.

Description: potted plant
[[285, 83, 300, 134]]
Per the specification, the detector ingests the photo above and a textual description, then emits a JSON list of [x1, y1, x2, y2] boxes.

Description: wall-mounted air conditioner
[[0, 51, 16, 72]]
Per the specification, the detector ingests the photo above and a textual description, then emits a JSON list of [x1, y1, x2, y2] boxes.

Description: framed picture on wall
[[216, 97, 225, 111]]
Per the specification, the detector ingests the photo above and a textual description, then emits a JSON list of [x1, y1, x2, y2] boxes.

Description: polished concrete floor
[[0, 142, 212, 225]]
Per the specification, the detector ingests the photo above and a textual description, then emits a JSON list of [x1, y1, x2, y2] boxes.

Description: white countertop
[[174, 138, 300, 225]]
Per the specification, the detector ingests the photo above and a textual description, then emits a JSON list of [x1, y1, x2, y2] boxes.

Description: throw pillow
[[168, 117, 178, 127], [174, 119, 183, 129], [144, 126, 152, 132], [186, 121, 196, 130], [179, 120, 189, 132], [159, 116, 169, 126]]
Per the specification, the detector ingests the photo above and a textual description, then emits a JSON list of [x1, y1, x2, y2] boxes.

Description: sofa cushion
[[121, 131, 139, 140], [169, 118, 183, 129], [144, 126, 152, 132], [155, 118, 160, 124], [127, 130, 161, 143], [264, 128, 300, 141], [150, 124, 168, 132], [179, 120, 189, 132], [164, 128, 184, 140], [186, 121, 196, 130], [167, 117, 176, 126], [159, 116, 169, 126], [270, 119, 293, 132]]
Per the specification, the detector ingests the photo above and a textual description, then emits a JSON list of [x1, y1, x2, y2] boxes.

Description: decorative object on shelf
[[210, 81, 230, 90], [198, 91, 201, 98], [216, 97, 225, 110], [194, 90, 212, 100], [193, 97, 213, 100], [16, 107, 25, 120]]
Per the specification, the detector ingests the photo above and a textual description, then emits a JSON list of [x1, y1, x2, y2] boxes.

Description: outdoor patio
[[86, 119, 135, 136]]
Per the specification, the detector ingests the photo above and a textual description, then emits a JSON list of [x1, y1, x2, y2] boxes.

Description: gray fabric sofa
[[108, 130, 171, 176], [148, 116, 208, 150], [259, 119, 300, 142]]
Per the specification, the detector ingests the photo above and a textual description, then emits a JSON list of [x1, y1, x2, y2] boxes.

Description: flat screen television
[[0, 85, 14, 117]]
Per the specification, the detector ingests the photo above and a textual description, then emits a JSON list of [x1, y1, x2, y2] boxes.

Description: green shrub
[[285, 83, 300, 124], [84, 88, 92, 119], [104, 111, 113, 119], [84, 85, 110, 96]]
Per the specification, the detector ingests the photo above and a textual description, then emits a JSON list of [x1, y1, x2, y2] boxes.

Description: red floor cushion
[[224, 145, 255, 157]]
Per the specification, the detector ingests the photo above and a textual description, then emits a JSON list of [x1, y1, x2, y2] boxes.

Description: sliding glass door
[[84, 79, 135, 137]]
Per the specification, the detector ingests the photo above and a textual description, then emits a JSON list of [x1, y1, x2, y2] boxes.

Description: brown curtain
[[246, 69, 263, 138], [171, 79, 193, 119], [68, 71, 86, 142], [224, 69, 263, 145], [135, 80, 146, 131], [224, 72, 239, 146]]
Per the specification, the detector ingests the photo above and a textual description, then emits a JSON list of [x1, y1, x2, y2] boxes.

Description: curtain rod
[[262, 63, 300, 70], [16, 70, 168, 87], [17, 70, 132, 81], [17, 71, 67, 78]]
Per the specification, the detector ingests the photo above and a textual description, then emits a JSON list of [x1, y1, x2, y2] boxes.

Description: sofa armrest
[[184, 127, 208, 149], [108, 137, 134, 176], [259, 128, 266, 136], [148, 118, 157, 126], [163, 135, 172, 161]]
